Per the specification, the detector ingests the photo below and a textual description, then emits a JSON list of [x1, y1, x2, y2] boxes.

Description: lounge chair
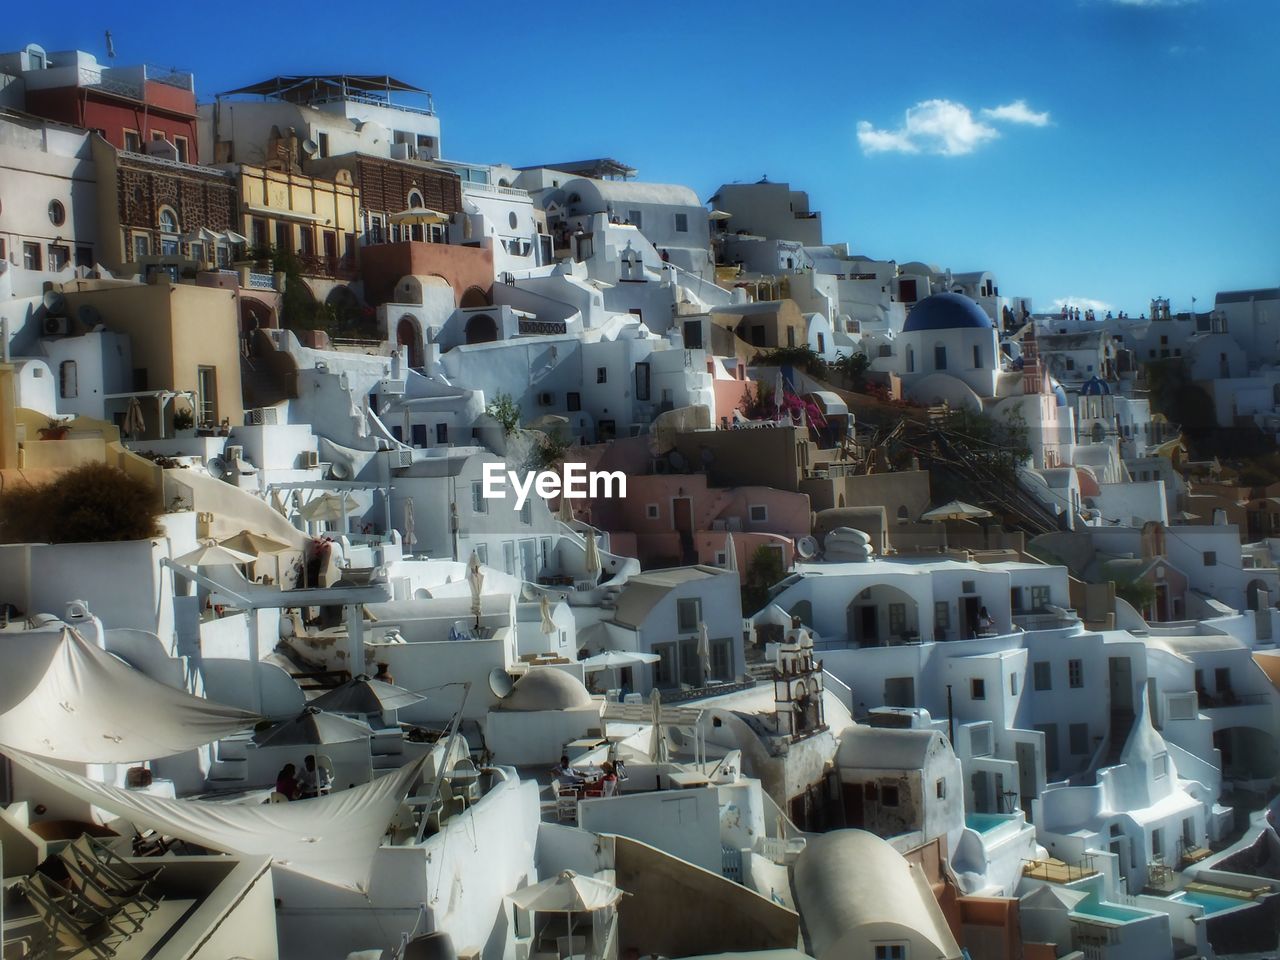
[[60, 837, 160, 927], [21, 873, 133, 960]]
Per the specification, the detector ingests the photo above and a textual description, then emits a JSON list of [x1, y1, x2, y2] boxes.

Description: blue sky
[[11, 0, 1278, 314]]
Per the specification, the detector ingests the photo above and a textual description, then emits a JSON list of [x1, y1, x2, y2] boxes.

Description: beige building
[[237, 163, 361, 294], [60, 279, 244, 436]]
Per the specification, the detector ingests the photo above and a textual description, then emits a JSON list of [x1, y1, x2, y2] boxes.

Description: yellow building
[[237, 164, 361, 283], [60, 279, 244, 437]]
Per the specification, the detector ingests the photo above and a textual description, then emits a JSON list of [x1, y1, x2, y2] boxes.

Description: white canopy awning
[[7, 751, 427, 892], [0, 628, 258, 763]]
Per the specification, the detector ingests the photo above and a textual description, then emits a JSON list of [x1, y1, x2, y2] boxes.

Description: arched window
[[158, 207, 180, 256], [897, 505, 909, 524], [407, 189, 424, 209], [934, 343, 947, 371], [48, 199, 66, 226], [906, 346, 914, 373]]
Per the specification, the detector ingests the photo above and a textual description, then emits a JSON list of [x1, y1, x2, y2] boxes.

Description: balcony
[[295, 254, 358, 281]]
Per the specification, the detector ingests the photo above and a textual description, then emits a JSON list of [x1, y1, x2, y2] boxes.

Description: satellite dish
[[207, 456, 228, 481], [301, 138, 320, 157], [42, 290, 67, 315], [796, 536, 818, 560], [667, 449, 688, 472], [488, 668, 515, 700], [77, 304, 102, 328]]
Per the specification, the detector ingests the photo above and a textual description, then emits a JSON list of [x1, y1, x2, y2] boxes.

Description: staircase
[[1102, 710, 1135, 768]]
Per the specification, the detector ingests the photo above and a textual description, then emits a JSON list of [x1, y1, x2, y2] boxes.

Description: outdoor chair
[[316, 754, 336, 795], [553, 780, 578, 823], [58, 841, 159, 932], [21, 872, 133, 960]]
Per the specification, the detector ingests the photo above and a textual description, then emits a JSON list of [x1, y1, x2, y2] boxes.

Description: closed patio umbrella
[[584, 530, 601, 583], [403, 499, 416, 555], [723, 531, 738, 573], [557, 495, 575, 524], [697, 622, 712, 683], [468, 551, 484, 630], [540, 595, 557, 638], [123, 397, 146, 438], [649, 688, 668, 763]]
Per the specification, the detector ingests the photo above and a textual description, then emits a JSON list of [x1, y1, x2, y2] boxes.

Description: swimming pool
[[1071, 896, 1152, 923], [1178, 890, 1251, 915], [966, 813, 1010, 834]]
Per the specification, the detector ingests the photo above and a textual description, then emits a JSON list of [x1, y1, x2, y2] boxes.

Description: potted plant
[[37, 418, 70, 440], [172, 406, 195, 437]]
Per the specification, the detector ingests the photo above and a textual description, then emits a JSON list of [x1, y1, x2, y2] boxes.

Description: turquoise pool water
[[965, 813, 1009, 834], [1071, 896, 1150, 923], [1179, 891, 1251, 915]]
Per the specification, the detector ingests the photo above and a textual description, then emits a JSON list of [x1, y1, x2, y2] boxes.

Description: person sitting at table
[[298, 754, 332, 799], [552, 755, 573, 778], [274, 763, 300, 801]]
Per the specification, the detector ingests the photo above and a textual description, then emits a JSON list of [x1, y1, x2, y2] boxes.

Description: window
[[646, 504, 659, 519], [971, 677, 986, 700], [566, 392, 581, 412], [471, 481, 487, 513], [502, 541, 516, 576], [1203, 551, 1216, 567], [817, 332, 825, 354], [58, 360, 77, 399], [1030, 585, 1051, 610], [1010, 673, 1018, 696], [196, 366, 217, 427], [635, 362, 650, 401], [749, 504, 768, 523], [407, 189, 424, 209], [275, 222, 291, 253], [47, 245, 69, 272], [934, 601, 950, 631], [317, 132, 329, 158], [48, 200, 66, 226], [674, 213, 688, 233], [787, 327, 796, 348], [885, 603, 905, 636], [879, 784, 900, 807], [475, 543, 488, 565], [935, 778, 946, 799], [411, 424, 428, 447], [23, 242, 41, 270], [1010, 587, 1024, 611], [677, 597, 702, 633], [159, 207, 179, 234], [962, 580, 975, 594], [874, 945, 906, 960], [1069, 723, 1090, 755], [519, 500, 532, 525], [596, 367, 607, 384], [934, 344, 947, 370], [906, 346, 914, 372], [173, 135, 189, 164], [123, 130, 141, 152], [1033, 661, 1052, 691], [973, 344, 982, 368], [299, 229, 315, 258], [1068, 659, 1083, 688], [151, 130, 166, 143], [435, 423, 448, 444]]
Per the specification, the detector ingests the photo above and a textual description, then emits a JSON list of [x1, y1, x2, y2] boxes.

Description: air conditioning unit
[[225, 445, 244, 462], [388, 448, 414, 468], [42, 316, 70, 337], [537, 391, 554, 406], [302, 450, 321, 468], [244, 407, 279, 426]]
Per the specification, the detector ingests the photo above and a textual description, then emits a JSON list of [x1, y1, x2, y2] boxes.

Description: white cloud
[[857, 98, 1051, 157], [980, 99, 1051, 127], [1052, 296, 1115, 315], [857, 100, 999, 157]]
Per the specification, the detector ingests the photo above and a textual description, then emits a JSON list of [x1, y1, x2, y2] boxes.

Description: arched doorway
[[464, 313, 498, 345], [1246, 579, 1269, 612], [460, 285, 489, 308], [326, 285, 365, 337], [397, 316, 424, 368], [239, 297, 275, 335]]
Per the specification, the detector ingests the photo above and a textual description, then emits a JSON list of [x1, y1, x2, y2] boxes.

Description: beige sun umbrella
[[584, 529, 601, 583], [539, 594, 557, 639], [467, 551, 485, 631], [300, 492, 361, 524], [649, 687, 668, 763], [403, 499, 416, 556], [508, 869, 625, 948], [921, 500, 993, 552], [557, 495, 575, 525], [723, 531, 738, 573], [122, 396, 146, 439], [697, 622, 712, 684], [220, 530, 294, 582], [175, 540, 256, 568]]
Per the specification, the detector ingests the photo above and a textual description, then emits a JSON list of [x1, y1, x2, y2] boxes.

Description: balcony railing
[[1197, 691, 1270, 709], [295, 254, 358, 280]]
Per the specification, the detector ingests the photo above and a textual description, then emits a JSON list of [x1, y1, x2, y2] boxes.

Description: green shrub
[[0, 462, 163, 544]]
